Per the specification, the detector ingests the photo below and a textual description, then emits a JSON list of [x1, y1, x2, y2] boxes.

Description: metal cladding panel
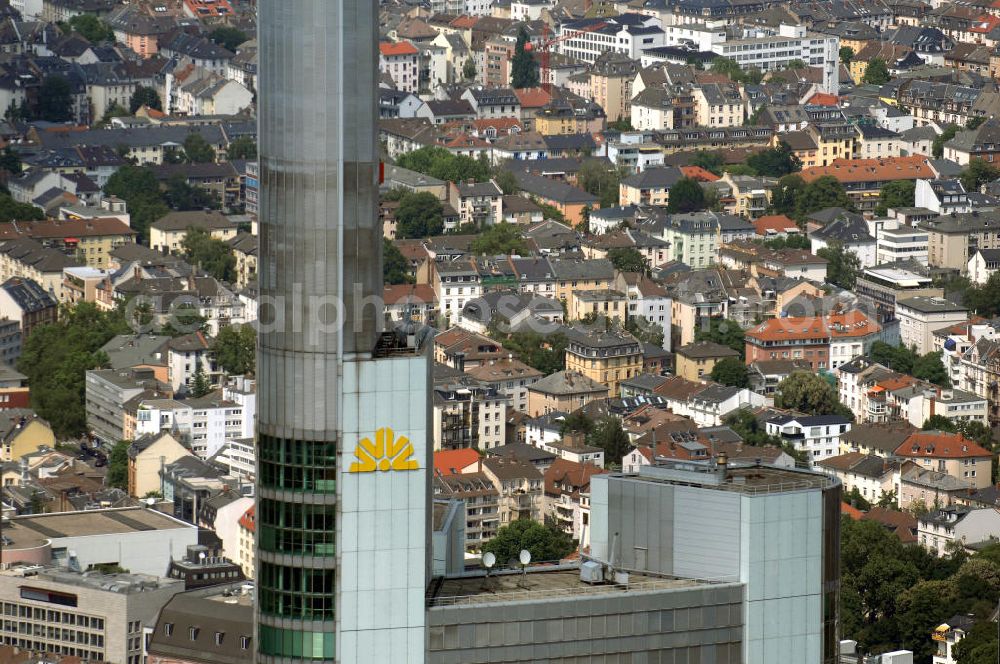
[[672, 486, 741, 581]]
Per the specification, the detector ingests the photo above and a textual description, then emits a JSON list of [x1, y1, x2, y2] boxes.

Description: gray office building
[[257, 1, 432, 663]]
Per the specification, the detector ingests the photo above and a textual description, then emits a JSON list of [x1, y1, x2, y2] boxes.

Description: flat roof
[[4, 507, 192, 550], [429, 567, 709, 607], [620, 461, 836, 495], [861, 267, 933, 287]]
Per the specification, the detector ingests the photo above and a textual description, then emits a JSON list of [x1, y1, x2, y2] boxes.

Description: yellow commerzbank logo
[[348, 427, 419, 473]]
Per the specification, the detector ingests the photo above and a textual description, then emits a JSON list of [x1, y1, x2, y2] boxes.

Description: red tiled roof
[[514, 87, 552, 108], [544, 458, 606, 498], [383, 283, 437, 306], [806, 93, 839, 106], [239, 505, 255, 533], [745, 311, 880, 343], [895, 431, 992, 459], [800, 156, 934, 185], [450, 15, 479, 28], [970, 14, 1000, 32], [753, 214, 798, 235], [380, 41, 419, 57], [434, 448, 481, 476], [842, 502, 864, 520], [680, 166, 720, 182]]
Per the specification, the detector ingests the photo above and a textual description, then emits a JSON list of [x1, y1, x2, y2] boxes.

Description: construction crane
[[526, 21, 608, 90]]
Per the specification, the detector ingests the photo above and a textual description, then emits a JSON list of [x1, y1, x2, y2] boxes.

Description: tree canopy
[[774, 372, 853, 417], [38, 76, 73, 122], [874, 179, 915, 216], [607, 247, 647, 274], [745, 141, 800, 178], [817, 240, 861, 290], [470, 222, 528, 255], [103, 165, 169, 242], [182, 227, 236, 283], [511, 27, 539, 89], [209, 26, 247, 52], [869, 342, 951, 387], [577, 159, 622, 208], [492, 330, 567, 375], [396, 146, 491, 182], [710, 57, 763, 84], [862, 58, 891, 85], [106, 441, 129, 489], [384, 238, 413, 285], [666, 177, 706, 213], [588, 416, 631, 467], [482, 519, 575, 565], [960, 159, 1000, 193], [709, 357, 749, 388], [227, 136, 257, 160], [18, 303, 129, 438], [67, 14, 114, 43], [183, 133, 216, 163], [933, 124, 959, 159], [129, 86, 162, 113], [691, 151, 723, 176], [212, 324, 256, 376], [695, 318, 745, 358], [839, 46, 854, 64], [794, 176, 854, 221], [395, 191, 444, 238]]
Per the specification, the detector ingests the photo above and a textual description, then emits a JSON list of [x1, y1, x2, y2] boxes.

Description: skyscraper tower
[[256, 3, 431, 662]]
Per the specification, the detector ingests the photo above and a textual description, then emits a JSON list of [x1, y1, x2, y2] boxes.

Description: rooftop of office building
[[2, 506, 192, 550], [618, 459, 837, 495], [428, 566, 713, 607]]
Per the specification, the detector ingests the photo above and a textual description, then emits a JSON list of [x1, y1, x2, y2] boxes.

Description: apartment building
[[920, 212, 1000, 272], [896, 296, 969, 355], [563, 326, 643, 397]]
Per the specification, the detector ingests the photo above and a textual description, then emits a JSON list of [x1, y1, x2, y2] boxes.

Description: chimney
[[716, 452, 728, 480]]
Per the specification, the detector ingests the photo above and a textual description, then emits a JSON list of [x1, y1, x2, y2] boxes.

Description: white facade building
[[766, 414, 852, 463], [712, 25, 839, 93], [556, 14, 667, 63]]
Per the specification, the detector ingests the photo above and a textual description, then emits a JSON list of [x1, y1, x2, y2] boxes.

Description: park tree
[[0, 193, 44, 222], [493, 169, 520, 194], [774, 372, 852, 417], [38, 75, 74, 122], [746, 141, 800, 177], [875, 180, 915, 216], [227, 136, 257, 160], [922, 414, 958, 432], [666, 177, 706, 213], [696, 317, 745, 357], [482, 519, 575, 565], [933, 124, 959, 159], [163, 175, 220, 210], [607, 247, 647, 274], [209, 26, 247, 52], [770, 174, 805, 217], [182, 227, 236, 282], [709, 357, 749, 388], [383, 238, 414, 284], [588, 417, 631, 467], [511, 27, 539, 89], [129, 86, 162, 113], [691, 151, 723, 176], [396, 145, 491, 182], [863, 58, 891, 85], [213, 324, 256, 376], [817, 240, 861, 290], [560, 410, 594, 437], [18, 303, 129, 438], [396, 192, 444, 238], [463, 57, 477, 81], [183, 133, 216, 163], [471, 222, 528, 255], [960, 159, 1000, 193], [912, 350, 951, 388], [497, 330, 567, 374], [840, 46, 854, 63]]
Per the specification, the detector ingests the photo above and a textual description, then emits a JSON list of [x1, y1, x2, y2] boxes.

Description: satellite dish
[[144, 497, 156, 506], [198, 552, 207, 561], [519, 549, 531, 566], [482, 552, 496, 569]]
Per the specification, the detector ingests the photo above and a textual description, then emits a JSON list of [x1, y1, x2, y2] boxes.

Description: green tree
[[770, 174, 805, 217], [577, 159, 621, 208], [846, 487, 871, 510], [795, 176, 854, 221], [96, 101, 128, 127], [18, 303, 129, 438], [511, 27, 539, 89], [666, 177, 706, 213], [495, 331, 567, 374], [695, 318, 745, 357], [775, 371, 852, 417], [0, 146, 22, 176], [535, 200, 565, 222], [463, 57, 477, 81], [104, 165, 169, 241], [746, 141, 800, 178], [895, 580, 960, 660], [607, 119, 634, 132], [817, 240, 861, 290], [839, 46, 854, 64], [190, 360, 212, 397], [709, 57, 763, 84], [67, 14, 114, 42], [953, 620, 999, 664], [709, 357, 749, 388], [493, 169, 520, 194], [922, 414, 958, 432], [212, 324, 256, 376], [0, 193, 44, 222], [607, 247, 647, 274], [624, 317, 664, 347], [960, 158, 1000, 193], [384, 238, 414, 284], [933, 124, 959, 159], [226, 136, 257, 160], [396, 146, 491, 182], [967, 115, 987, 130], [106, 441, 129, 490], [482, 519, 575, 564], [471, 222, 528, 255], [560, 410, 594, 437], [875, 179, 915, 216], [183, 133, 216, 163], [209, 26, 247, 52], [182, 227, 236, 282], [912, 350, 951, 387], [691, 151, 723, 176], [870, 340, 918, 374], [863, 58, 891, 85], [396, 192, 444, 238], [129, 86, 162, 113], [163, 176, 220, 211], [588, 416, 631, 467], [760, 234, 810, 250], [38, 75, 73, 122]]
